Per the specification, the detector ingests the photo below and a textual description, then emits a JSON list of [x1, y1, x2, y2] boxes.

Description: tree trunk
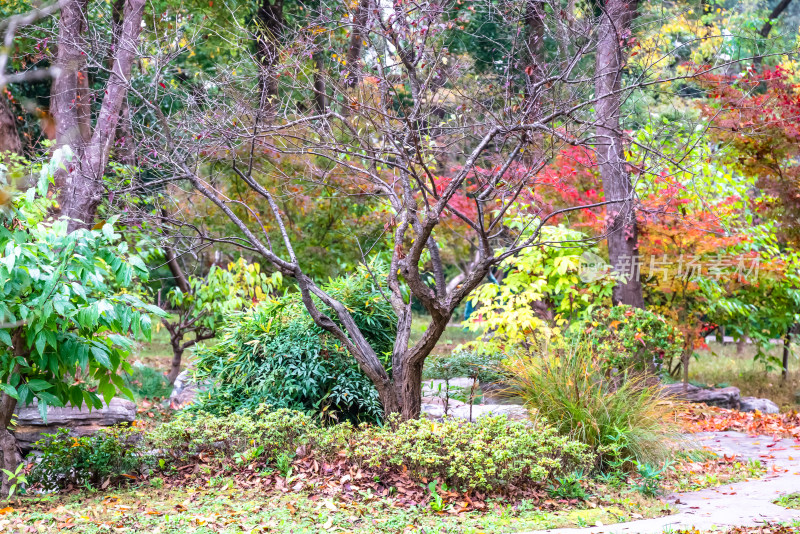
[[52, 0, 91, 160], [167, 343, 184, 385], [594, 0, 644, 309], [54, 0, 147, 231], [376, 358, 424, 422], [523, 0, 545, 109], [164, 246, 190, 294], [313, 54, 326, 114], [783, 326, 792, 381], [680, 338, 693, 391], [345, 0, 370, 87], [0, 95, 21, 155], [737, 323, 749, 354], [0, 334, 25, 497], [255, 0, 284, 117]]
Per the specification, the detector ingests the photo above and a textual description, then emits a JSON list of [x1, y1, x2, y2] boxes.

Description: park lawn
[[9, 480, 671, 534], [690, 342, 800, 411]]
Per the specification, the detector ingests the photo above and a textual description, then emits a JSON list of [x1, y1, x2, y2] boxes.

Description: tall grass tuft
[[504, 340, 677, 467]]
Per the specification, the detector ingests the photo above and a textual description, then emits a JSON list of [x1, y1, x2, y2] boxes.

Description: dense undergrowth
[[190, 264, 396, 423]]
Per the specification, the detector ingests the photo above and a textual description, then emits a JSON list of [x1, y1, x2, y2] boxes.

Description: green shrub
[[349, 415, 593, 492], [27, 427, 144, 491], [504, 342, 675, 468], [191, 263, 395, 423], [124, 363, 172, 399], [547, 471, 588, 500], [577, 306, 683, 373]]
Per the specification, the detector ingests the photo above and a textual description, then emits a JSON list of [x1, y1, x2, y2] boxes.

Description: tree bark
[[783, 325, 794, 381], [167, 343, 184, 385], [760, 0, 794, 38], [753, 0, 794, 69], [345, 0, 370, 87], [0, 95, 21, 155], [164, 247, 190, 294], [54, 0, 146, 231], [52, 0, 91, 159], [736, 323, 749, 354], [594, 0, 644, 308], [255, 0, 284, 117], [523, 0, 546, 111], [0, 332, 24, 497], [313, 54, 327, 114]]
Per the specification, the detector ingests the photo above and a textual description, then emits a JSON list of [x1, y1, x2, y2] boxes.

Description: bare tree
[[113, 0, 789, 419], [254, 0, 284, 116]]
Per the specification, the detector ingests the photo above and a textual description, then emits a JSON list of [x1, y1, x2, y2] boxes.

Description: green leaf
[[128, 255, 148, 274], [37, 397, 48, 423], [101, 223, 115, 241], [26, 379, 53, 392], [34, 331, 46, 357], [0, 384, 18, 400], [90, 345, 113, 369], [37, 391, 63, 407], [0, 330, 11, 347]]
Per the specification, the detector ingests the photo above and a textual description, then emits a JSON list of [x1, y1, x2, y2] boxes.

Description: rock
[[661, 383, 741, 409], [421, 401, 528, 421], [169, 369, 210, 409], [739, 396, 780, 414], [421, 378, 476, 397], [12, 398, 137, 451]]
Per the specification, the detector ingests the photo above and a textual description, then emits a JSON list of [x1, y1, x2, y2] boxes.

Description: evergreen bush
[[190, 264, 395, 423]]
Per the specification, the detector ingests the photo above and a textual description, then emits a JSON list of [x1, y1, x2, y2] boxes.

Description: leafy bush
[[349, 415, 593, 492], [123, 363, 172, 399], [191, 263, 396, 423], [27, 427, 144, 491], [547, 471, 588, 500], [504, 342, 675, 467], [578, 306, 683, 373], [463, 224, 615, 356]]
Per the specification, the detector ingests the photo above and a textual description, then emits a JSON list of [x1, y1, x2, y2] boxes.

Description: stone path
[[524, 431, 800, 534]]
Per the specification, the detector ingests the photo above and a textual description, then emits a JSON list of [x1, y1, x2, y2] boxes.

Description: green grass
[[131, 319, 175, 371], [774, 492, 800, 509], [689, 341, 800, 410], [11, 478, 672, 533]]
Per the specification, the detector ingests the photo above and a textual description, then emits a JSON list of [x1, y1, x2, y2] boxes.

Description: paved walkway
[[524, 431, 800, 534]]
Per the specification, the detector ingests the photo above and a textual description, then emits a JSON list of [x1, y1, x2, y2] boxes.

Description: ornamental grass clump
[[505, 341, 676, 468]]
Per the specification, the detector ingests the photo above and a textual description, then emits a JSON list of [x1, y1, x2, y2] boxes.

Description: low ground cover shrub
[[191, 263, 395, 423], [349, 415, 593, 492], [27, 427, 144, 491], [149, 409, 591, 493], [505, 343, 675, 467], [146, 407, 349, 461]]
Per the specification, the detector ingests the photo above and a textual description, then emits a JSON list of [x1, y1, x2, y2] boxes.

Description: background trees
[[0, 0, 798, 426]]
